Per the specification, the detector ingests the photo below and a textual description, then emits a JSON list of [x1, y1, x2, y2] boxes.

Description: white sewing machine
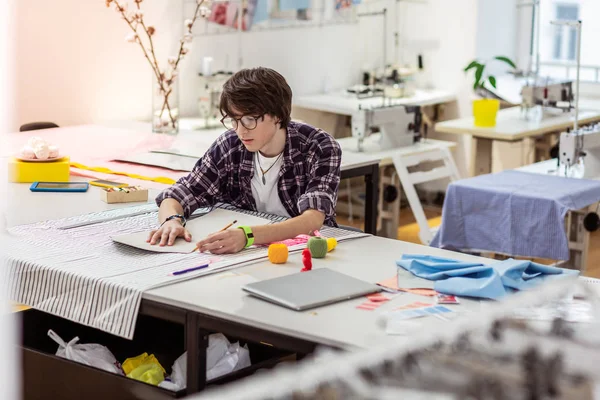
[[196, 56, 233, 130], [559, 122, 600, 179], [351, 104, 421, 152], [520, 78, 574, 113]]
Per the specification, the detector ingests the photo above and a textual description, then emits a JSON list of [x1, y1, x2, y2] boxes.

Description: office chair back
[[19, 122, 59, 132]]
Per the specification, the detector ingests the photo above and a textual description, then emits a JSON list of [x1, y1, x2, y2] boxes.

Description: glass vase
[[152, 77, 179, 135]]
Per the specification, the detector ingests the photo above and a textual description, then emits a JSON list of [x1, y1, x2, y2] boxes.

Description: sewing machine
[[347, 65, 416, 100], [351, 104, 421, 152], [559, 122, 600, 179], [197, 62, 233, 130], [520, 78, 574, 113]]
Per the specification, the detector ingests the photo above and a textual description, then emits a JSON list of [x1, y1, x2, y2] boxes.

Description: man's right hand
[[147, 219, 192, 246]]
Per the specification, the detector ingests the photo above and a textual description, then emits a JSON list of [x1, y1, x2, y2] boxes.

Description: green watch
[[238, 226, 254, 248]]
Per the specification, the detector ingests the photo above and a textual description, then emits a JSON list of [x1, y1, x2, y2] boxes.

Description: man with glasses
[[148, 67, 342, 254]]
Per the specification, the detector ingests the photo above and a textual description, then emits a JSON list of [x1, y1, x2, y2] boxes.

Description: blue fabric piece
[[396, 254, 579, 300], [430, 170, 600, 261]]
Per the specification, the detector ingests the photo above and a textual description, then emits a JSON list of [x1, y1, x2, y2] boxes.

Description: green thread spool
[[308, 237, 328, 258]]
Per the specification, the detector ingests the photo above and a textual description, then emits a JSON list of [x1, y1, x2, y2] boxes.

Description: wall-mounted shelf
[[191, 18, 358, 36], [184, 0, 358, 37]]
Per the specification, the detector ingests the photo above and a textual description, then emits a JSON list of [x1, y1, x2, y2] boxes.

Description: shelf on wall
[[184, 0, 358, 36], [191, 18, 358, 36]]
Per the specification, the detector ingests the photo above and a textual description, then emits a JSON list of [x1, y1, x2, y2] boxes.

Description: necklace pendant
[[262, 175, 266, 185]]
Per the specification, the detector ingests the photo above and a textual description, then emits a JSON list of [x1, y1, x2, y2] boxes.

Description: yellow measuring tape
[[70, 162, 177, 185]]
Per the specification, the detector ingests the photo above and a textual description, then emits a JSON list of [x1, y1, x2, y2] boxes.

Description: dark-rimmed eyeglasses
[[221, 115, 264, 131]]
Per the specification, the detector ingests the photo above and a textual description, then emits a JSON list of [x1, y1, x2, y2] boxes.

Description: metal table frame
[[340, 161, 380, 235], [137, 161, 379, 395], [140, 300, 327, 394]]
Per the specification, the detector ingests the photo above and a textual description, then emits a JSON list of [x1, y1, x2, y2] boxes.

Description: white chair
[[391, 147, 461, 245]]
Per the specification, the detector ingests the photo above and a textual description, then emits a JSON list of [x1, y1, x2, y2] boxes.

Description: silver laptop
[[242, 268, 381, 311]]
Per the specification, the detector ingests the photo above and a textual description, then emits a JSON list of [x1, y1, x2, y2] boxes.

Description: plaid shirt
[[155, 121, 342, 226]]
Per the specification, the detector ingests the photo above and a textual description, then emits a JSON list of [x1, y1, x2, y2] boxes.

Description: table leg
[[491, 139, 534, 172], [470, 136, 493, 176], [564, 206, 592, 272], [186, 312, 208, 394], [523, 137, 536, 165], [364, 163, 379, 235], [377, 165, 400, 239]]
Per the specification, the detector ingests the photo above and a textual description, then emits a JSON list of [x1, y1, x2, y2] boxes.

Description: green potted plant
[[464, 56, 517, 127]]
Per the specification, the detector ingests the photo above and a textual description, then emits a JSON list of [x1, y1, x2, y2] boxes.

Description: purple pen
[[170, 263, 210, 276]]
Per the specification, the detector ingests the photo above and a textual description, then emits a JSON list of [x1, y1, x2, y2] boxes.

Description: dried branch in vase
[[105, 0, 211, 133]]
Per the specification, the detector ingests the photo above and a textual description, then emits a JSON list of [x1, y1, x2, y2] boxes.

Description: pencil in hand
[[219, 220, 238, 232], [192, 219, 238, 252]]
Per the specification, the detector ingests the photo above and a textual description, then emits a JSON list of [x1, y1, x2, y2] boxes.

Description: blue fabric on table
[[396, 254, 579, 300], [430, 170, 600, 261]]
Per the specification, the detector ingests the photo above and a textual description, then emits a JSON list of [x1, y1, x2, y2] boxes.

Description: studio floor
[[336, 207, 600, 279]]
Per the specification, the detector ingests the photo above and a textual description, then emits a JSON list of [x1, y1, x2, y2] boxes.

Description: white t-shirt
[[251, 151, 291, 218]]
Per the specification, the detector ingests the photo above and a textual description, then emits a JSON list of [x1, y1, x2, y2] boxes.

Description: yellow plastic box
[[7, 156, 71, 183]]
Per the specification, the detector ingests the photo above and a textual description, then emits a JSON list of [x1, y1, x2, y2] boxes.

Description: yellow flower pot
[[472, 99, 499, 127]]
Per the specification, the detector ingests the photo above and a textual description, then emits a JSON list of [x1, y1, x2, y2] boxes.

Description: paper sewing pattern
[[356, 293, 391, 310], [377, 276, 399, 291], [111, 208, 272, 253]]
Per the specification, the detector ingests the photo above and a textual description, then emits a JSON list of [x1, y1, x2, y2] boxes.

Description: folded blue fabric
[[396, 254, 579, 300]]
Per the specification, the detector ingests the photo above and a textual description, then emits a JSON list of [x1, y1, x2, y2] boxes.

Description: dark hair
[[220, 67, 292, 129]]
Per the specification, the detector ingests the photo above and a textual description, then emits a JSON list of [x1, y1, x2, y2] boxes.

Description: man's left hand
[[195, 228, 247, 254]]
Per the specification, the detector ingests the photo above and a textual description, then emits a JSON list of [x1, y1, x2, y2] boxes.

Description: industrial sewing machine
[[197, 57, 233, 130], [559, 122, 600, 179], [347, 65, 416, 100], [351, 103, 421, 152], [520, 77, 575, 113]]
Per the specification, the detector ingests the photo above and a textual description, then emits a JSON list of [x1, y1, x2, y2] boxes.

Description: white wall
[[179, 0, 423, 117], [11, 0, 479, 176], [13, 0, 185, 129], [12, 0, 477, 121], [418, 0, 479, 180], [476, 0, 518, 73]]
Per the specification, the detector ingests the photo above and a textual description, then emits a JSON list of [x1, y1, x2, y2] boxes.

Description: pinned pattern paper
[[356, 293, 391, 310]]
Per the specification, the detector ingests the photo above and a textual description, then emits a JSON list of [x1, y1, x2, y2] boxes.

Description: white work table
[[0, 123, 380, 234], [337, 134, 455, 168], [145, 235, 488, 351], [516, 158, 566, 176], [0, 160, 160, 227], [435, 107, 600, 141], [514, 158, 599, 271], [3, 145, 489, 397], [435, 106, 600, 176], [293, 89, 457, 115], [291, 89, 457, 143], [516, 158, 600, 181]]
